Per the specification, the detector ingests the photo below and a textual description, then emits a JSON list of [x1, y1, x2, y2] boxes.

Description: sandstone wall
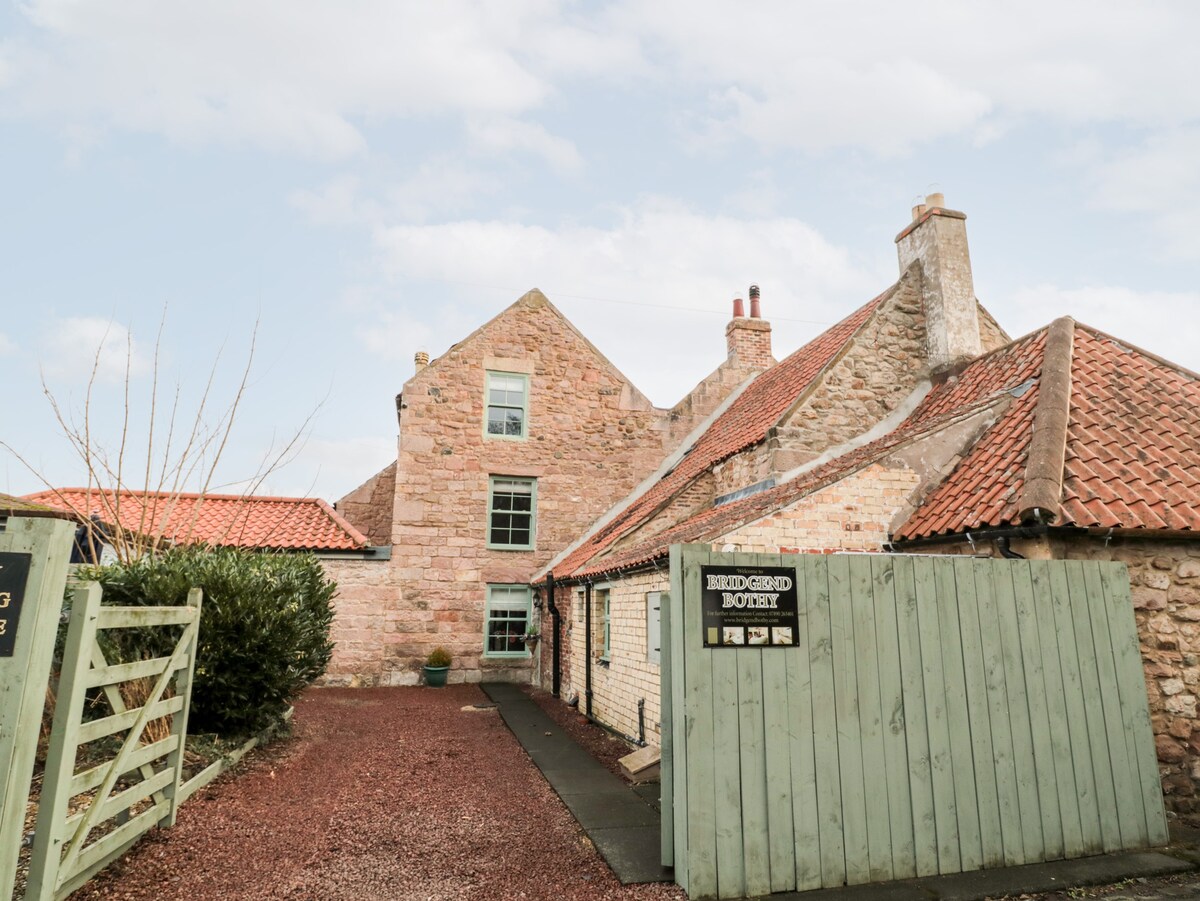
[[335, 461, 397, 547], [385, 291, 687, 684], [319, 556, 405, 686]]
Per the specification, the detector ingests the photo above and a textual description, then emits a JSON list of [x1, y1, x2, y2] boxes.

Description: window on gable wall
[[485, 584, 531, 657], [487, 476, 536, 549], [485, 371, 528, 439]]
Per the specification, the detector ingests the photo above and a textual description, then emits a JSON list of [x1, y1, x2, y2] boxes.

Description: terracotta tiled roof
[[896, 320, 1200, 539], [24, 488, 369, 551], [553, 287, 892, 578], [571, 391, 1016, 578]]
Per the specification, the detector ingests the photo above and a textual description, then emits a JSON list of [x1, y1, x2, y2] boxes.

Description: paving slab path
[[70, 686, 686, 901]]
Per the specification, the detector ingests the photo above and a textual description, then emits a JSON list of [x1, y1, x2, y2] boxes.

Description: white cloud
[[371, 200, 884, 404], [611, 1, 1200, 154], [290, 162, 502, 227], [1004, 284, 1200, 374], [40, 317, 151, 383], [3, 0, 604, 158], [1079, 127, 1200, 259], [248, 435, 397, 501], [7, 1, 1199, 161], [466, 117, 583, 174]]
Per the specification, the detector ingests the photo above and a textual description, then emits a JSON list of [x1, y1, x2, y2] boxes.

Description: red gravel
[[71, 686, 686, 901]]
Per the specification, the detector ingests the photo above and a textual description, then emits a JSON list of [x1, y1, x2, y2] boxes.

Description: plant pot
[[423, 665, 449, 687]]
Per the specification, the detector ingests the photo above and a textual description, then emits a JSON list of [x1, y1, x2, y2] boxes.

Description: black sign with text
[[700, 564, 799, 648], [0, 552, 33, 657]]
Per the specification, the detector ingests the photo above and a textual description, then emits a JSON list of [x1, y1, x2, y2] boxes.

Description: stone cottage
[[538, 196, 1200, 817], [334, 286, 776, 684]]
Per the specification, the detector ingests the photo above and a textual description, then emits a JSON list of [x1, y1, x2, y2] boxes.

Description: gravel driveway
[[72, 686, 686, 901]]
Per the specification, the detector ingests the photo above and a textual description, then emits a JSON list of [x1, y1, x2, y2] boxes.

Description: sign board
[[0, 552, 32, 657], [700, 564, 798, 648]]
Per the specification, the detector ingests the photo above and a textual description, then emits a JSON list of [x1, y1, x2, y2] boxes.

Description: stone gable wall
[[384, 293, 687, 684], [335, 461, 397, 547], [770, 270, 927, 478]]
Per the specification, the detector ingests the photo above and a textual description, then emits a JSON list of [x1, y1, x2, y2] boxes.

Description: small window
[[485, 584, 532, 657], [487, 477, 536, 550], [485, 371, 528, 439], [597, 586, 611, 661], [647, 591, 662, 665]]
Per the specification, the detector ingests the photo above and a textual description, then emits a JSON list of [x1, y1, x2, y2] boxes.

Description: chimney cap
[[732, 297, 745, 318], [925, 192, 945, 210]]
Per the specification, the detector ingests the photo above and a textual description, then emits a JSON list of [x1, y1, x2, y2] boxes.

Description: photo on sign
[[747, 626, 769, 645], [772, 627, 794, 646], [722, 627, 745, 645]]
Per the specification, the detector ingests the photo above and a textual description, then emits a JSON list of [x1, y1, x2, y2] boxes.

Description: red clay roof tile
[[24, 488, 368, 551]]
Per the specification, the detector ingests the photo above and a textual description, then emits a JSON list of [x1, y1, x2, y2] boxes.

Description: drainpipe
[[584, 582, 593, 718], [545, 573, 561, 697]]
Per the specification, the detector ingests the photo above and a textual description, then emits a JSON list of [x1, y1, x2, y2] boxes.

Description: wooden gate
[[25, 582, 202, 901], [663, 545, 1167, 900]]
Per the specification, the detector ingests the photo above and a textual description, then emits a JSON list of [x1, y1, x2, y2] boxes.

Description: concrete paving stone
[[564, 792, 660, 829], [587, 824, 674, 885]]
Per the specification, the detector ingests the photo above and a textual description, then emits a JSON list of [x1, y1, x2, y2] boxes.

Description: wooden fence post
[[0, 514, 75, 901], [162, 587, 202, 827]]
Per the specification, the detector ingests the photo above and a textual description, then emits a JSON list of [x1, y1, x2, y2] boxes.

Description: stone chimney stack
[[414, 350, 429, 373], [895, 193, 982, 375], [725, 285, 773, 370]]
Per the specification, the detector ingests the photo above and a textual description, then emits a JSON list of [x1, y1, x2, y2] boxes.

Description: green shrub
[[84, 545, 336, 737], [426, 646, 451, 668]]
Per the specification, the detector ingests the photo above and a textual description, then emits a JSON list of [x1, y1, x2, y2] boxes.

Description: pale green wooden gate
[[663, 545, 1167, 900], [25, 582, 202, 901]]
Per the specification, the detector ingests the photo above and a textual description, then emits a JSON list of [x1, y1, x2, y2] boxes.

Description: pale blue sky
[[3, 1, 1198, 502]]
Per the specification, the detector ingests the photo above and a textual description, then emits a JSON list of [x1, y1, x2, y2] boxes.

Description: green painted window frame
[[597, 586, 611, 662], [486, 476, 537, 550], [484, 371, 529, 440], [484, 584, 532, 658]]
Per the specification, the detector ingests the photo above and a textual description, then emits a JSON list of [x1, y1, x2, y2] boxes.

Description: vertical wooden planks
[[914, 558, 961, 874], [0, 516, 75, 901], [830, 555, 869, 885], [894, 555, 938, 877], [762, 552, 797, 894], [1030, 560, 1086, 858], [850, 555, 893, 883], [1011, 560, 1064, 860], [1048, 562, 1104, 853], [26, 582, 103, 901], [971, 558, 1023, 867], [788, 557, 822, 891], [1065, 560, 1122, 853], [712, 638, 745, 898], [737, 642, 770, 897], [666, 549, 1165, 898], [950, 557, 1001, 869], [661, 581, 675, 869], [1079, 561, 1142, 849], [991, 561, 1045, 863], [682, 545, 719, 896], [1099, 563, 1169, 846], [872, 556, 916, 879], [807, 556, 846, 888], [668, 545, 689, 883]]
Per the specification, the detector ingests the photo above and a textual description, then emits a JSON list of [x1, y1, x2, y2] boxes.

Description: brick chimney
[[414, 350, 429, 373], [725, 284, 773, 370], [895, 193, 982, 375]]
